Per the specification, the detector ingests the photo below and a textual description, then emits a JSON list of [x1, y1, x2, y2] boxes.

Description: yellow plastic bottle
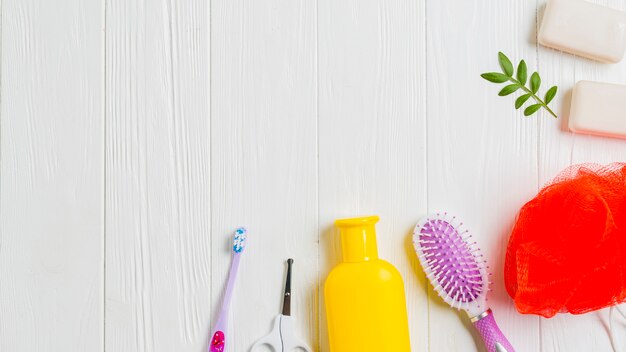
[[324, 216, 411, 352]]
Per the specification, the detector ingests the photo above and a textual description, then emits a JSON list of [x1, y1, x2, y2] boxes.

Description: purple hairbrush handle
[[472, 309, 515, 352]]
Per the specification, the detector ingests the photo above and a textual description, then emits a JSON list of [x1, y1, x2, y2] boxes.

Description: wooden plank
[[425, 1, 540, 351], [317, 0, 428, 350], [210, 0, 318, 350], [104, 0, 210, 351], [0, 0, 104, 350], [537, 0, 626, 350]]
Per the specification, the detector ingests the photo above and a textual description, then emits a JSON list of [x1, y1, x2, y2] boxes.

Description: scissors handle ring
[[250, 315, 312, 352], [280, 315, 312, 352], [249, 316, 282, 352]]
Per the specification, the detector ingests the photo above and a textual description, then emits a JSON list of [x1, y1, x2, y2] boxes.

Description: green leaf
[[530, 72, 541, 93], [499, 84, 521, 96], [481, 51, 558, 119], [545, 86, 558, 104], [517, 60, 527, 85], [498, 52, 514, 76], [481, 72, 510, 83], [515, 93, 532, 109], [524, 103, 542, 116]]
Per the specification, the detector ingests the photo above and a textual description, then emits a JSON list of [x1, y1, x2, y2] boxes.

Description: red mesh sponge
[[505, 163, 626, 317]]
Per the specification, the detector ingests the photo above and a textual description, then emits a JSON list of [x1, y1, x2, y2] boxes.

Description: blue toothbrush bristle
[[233, 227, 247, 253]]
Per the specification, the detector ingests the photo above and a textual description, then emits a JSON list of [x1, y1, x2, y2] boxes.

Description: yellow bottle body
[[324, 216, 411, 352]]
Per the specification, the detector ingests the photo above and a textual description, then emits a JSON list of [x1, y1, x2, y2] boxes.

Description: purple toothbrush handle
[[472, 309, 515, 352]]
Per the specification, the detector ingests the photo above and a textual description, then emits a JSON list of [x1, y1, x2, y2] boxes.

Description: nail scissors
[[250, 259, 312, 352]]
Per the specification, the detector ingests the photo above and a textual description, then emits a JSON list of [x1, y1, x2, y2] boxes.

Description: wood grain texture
[[426, 1, 540, 351], [318, 0, 428, 350], [0, 0, 104, 350], [537, 1, 626, 350], [105, 0, 210, 351], [2, 0, 626, 351], [211, 0, 318, 350]]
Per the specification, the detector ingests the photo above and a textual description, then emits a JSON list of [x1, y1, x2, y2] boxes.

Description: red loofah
[[505, 163, 626, 318]]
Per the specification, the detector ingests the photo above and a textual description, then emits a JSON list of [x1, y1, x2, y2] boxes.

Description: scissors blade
[[282, 259, 293, 316]]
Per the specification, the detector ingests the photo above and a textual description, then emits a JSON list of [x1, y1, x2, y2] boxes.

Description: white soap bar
[[569, 81, 626, 139], [539, 0, 626, 63]]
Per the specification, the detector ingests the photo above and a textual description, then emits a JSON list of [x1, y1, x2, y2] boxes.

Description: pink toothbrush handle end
[[472, 310, 515, 352], [209, 330, 225, 352]]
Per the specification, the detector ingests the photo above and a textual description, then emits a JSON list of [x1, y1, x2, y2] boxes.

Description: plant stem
[[508, 77, 558, 118]]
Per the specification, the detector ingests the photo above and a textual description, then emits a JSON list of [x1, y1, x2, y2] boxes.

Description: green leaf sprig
[[481, 52, 558, 118]]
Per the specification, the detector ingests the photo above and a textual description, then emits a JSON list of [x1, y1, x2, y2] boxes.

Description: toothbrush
[[209, 227, 248, 352], [412, 212, 515, 352]]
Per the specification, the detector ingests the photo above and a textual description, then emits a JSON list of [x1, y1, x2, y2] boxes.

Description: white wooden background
[[2, 0, 626, 351]]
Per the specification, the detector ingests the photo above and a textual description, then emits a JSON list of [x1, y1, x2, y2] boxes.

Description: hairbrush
[[209, 227, 248, 352], [413, 212, 514, 352]]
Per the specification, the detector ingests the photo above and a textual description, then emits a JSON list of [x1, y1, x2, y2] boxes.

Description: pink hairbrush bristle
[[413, 212, 515, 352], [413, 212, 489, 315]]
